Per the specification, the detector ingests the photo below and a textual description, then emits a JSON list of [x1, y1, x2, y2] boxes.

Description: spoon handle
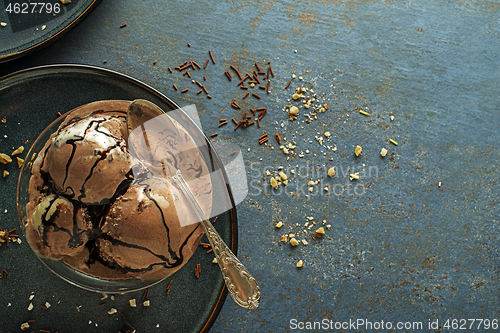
[[171, 170, 261, 309]]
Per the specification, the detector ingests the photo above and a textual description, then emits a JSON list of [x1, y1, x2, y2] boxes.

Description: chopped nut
[[11, 146, 24, 155], [45, 302, 51, 308], [0, 22, 7, 28], [380, 148, 388, 157], [0, 153, 12, 164], [301, 239, 308, 245], [20, 322, 30, 330], [349, 173, 360, 181], [289, 106, 299, 115], [17, 157, 24, 168], [307, 180, 315, 186], [3, 170, 8, 178], [41, 25, 46, 30], [280, 235, 288, 243], [289, 238, 299, 246], [143, 300, 150, 307], [270, 177, 278, 189], [129, 299, 137, 307], [108, 308, 117, 315], [324, 131, 331, 138], [327, 167, 336, 177], [308, 187, 314, 192], [316, 227, 325, 234], [279, 171, 287, 181], [212, 258, 218, 264], [275, 221, 284, 228], [296, 260, 304, 268], [28, 302, 34, 311], [355, 145, 362, 157]]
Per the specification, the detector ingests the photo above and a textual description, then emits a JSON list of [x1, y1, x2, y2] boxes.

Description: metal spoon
[[127, 99, 261, 309]]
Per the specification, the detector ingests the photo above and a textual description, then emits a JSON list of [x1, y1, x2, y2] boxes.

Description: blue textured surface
[[0, 0, 499, 332]]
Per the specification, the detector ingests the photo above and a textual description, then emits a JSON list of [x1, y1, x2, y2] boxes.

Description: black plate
[[0, 64, 237, 333], [0, 0, 101, 63]]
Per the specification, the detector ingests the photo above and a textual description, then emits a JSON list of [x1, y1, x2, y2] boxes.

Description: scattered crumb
[[107, 308, 117, 315], [0, 23, 7, 28], [296, 260, 304, 268], [20, 322, 30, 330], [327, 167, 336, 177], [0, 153, 12, 164], [275, 221, 284, 228], [212, 258, 218, 264], [355, 145, 362, 157], [316, 227, 325, 235], [16, 157, 24, 168], [3, 170, 8, 178], [349, 173, 360, 181], [380, 148, 388, 157], [289, 238, 299, 246], [270, 177, 278, 189], [143, 300, 150, 307], [129, 299, 137, 307], [28, 302, 34, 311]]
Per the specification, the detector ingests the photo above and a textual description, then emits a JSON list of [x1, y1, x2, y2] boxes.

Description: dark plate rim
[[0, 63, 237, 333], [0, 0, 103, 63]]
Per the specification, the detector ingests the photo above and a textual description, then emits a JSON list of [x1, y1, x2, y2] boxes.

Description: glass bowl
[[17, 99, 234, 293]]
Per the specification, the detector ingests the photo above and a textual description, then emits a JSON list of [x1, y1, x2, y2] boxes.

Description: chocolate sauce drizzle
[[36, 109, 203, 276]]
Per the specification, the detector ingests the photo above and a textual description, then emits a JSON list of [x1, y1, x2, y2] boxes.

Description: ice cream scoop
[[127, 99, 261, 309], [23, 100, 212, 285]]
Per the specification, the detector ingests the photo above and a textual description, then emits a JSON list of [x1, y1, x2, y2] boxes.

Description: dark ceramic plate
[[0, 0, 101, 63], [0, 64, 237, 333]]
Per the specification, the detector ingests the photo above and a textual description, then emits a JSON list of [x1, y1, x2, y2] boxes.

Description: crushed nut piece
[[212, 258, 218, 264], [280, 235, 288, 243], [275, 222, 284, 228], [296, 260, 304, 268], [316, 227, 325, 235], [28, 302, 34, 311], [20, 322, 30, 330], [59, 0, 71, 4], [289, 106, 299, 115], [129, 299, 137, 307], [108, 308, 117, 315], [289, 238, 299, 246], [0, 23, 7, 28], [380, 148, 388, 157], [3, 170, 8, 178], [279, 171, 287, 181], [143, 300, 150, 307], [11, 146, 24, 155], [0, 153, 12, 164], [17, 157, 24, 167], [327, 167, 336, 177], [270, 177, 278, 189], [355, 145, 362, 157], [349, 173, 360, 181]]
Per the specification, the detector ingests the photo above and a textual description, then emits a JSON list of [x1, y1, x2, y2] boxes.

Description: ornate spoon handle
[[171, 170, 261, 309]]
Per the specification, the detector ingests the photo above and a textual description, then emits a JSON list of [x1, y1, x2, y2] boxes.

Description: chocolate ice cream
[[24, 100, 212, 281]]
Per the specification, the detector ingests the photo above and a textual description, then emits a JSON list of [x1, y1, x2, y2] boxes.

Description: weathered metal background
[[0, 0, 499, 332]]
